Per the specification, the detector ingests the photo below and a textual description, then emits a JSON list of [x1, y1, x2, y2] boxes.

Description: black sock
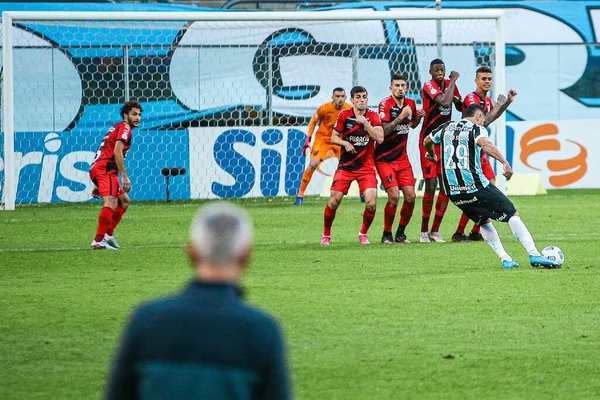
[[395, 225, 406, 237]]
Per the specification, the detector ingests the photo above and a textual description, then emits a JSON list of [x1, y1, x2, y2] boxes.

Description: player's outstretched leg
[[429, 193, 448, 242], [479, 221, 519, 269], [452, 212, 472, 242], [508, 215, 560, 268]]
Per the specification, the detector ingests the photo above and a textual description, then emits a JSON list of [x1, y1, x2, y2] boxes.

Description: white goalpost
[[1, 9, 506, 210]]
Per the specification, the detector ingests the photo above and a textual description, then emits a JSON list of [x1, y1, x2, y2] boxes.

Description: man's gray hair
[[190, 203, 253, 266]]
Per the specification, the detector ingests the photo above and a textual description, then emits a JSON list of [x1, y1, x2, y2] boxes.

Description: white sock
[[480, 222, 512, 261], [508, 216, 540, 256]]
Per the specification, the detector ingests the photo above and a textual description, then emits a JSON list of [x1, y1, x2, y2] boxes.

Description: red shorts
[[376, 157, 415, 190], [90, 172, 124, 197], [331, 167, 377, 195], [481, 154, 495, 180], [419, 141, 441, 179]]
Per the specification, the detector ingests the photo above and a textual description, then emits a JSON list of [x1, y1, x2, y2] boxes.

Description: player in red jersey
[[419, 59, 462, 243], [89, 101, 143, 250], [451, 66, 518, 242], [321, 86, 384, 245], [376, 73, 425, 244]]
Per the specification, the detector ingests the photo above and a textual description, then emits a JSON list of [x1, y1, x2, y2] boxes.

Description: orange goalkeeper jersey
[[308, 101, 353, 144]]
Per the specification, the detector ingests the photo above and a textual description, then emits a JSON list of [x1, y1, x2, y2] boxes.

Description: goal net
[[0, 9, 505, 209]]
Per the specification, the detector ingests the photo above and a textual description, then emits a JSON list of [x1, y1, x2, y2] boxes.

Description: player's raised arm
[[431, 69, 459, 108], [484, 90, 517, 127], [114, 141, 131, 192]]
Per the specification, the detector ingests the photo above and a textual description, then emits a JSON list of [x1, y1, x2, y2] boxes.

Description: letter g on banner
[[520, 124, 587, 187]]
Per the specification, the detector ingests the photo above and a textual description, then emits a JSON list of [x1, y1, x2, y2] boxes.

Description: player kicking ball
[[89, 101, 143, 250], [423, 104, 560, 269], [321, 86, 384, 245]]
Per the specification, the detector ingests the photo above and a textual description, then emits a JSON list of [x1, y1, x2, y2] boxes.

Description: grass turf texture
[[1, 189, 599, 399]]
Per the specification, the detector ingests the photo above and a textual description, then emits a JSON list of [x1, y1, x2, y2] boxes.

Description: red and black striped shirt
[[420, 78, 461, 139], [90, 121, 133, 175], [333, 108, 382, 171], [375, 96, 417, 163]]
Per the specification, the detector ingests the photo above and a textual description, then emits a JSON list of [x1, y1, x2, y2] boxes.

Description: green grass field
[[1, 190, 599, 399]]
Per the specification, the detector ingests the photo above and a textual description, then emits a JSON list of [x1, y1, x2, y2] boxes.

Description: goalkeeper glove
[[302, 139, 311, 157]]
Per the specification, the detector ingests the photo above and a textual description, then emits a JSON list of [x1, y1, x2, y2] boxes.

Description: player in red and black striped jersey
[[452, 66, 518, 242], [418, 59, 462, 243], [321, 86, 384, 245], [376, 73, 425, 244], [89, 101, 143, 250]]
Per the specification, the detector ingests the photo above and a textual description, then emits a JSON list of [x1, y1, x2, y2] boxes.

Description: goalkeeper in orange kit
[[295, 87, 352, 205]]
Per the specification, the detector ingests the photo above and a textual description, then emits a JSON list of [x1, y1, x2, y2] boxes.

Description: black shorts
[[449, 184, 517, 225]]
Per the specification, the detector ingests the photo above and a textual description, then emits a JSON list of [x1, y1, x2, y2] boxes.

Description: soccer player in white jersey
[[422, 104, 560, 269]]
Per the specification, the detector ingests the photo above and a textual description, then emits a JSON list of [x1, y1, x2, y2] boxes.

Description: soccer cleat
[[91, 239, 118, 250], [358, 233, 370, 245], [294, 196, 303, 205], [381, 232, 395, 244], [104, 234, 120, 249], [502, 259, 520, 269], [429, 232, 446, 243], [394, 234, 411, 244], [359, 194, 365, 203], [468, 231, 485, 241], [420, 232, 431, 243], [451, 232, 471, 243], [320, 235, 331, 245], [529, 255, 561, 269]]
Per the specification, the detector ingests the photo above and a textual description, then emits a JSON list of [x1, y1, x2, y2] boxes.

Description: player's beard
[[394, 94, 405, 100]]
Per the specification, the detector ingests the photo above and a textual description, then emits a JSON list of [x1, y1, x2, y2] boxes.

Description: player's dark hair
[[464, 104, 485, 118], [350, 86, 368, 97], [476, 66, 492, 75], [121, 100, 143, 118], [430, 58, 444, 68], [391, 73, 407, 84], [332, 87, 345, 94]]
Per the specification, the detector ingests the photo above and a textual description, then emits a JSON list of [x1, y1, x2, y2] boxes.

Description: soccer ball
[[541, 246, 565, 266]]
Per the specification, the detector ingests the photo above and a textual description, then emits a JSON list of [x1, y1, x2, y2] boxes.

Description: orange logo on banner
[[520, 124, 587, 187]]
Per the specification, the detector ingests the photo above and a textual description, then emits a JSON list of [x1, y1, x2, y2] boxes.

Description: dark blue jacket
[[106, 281, 291, 400]]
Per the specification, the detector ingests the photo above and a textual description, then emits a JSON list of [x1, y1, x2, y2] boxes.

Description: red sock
[[399, 200, 414, 228], [431, 193, 449, 233], [383, 201, 397, 232], [95, 207, 114, 242], [323, 205, 336, 236], [456, 212, 470, 234], [360, 208, 376, 235], [106, 206, 126, 236], [471, 223, 481, 234], [421, 193, 434, 232]]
